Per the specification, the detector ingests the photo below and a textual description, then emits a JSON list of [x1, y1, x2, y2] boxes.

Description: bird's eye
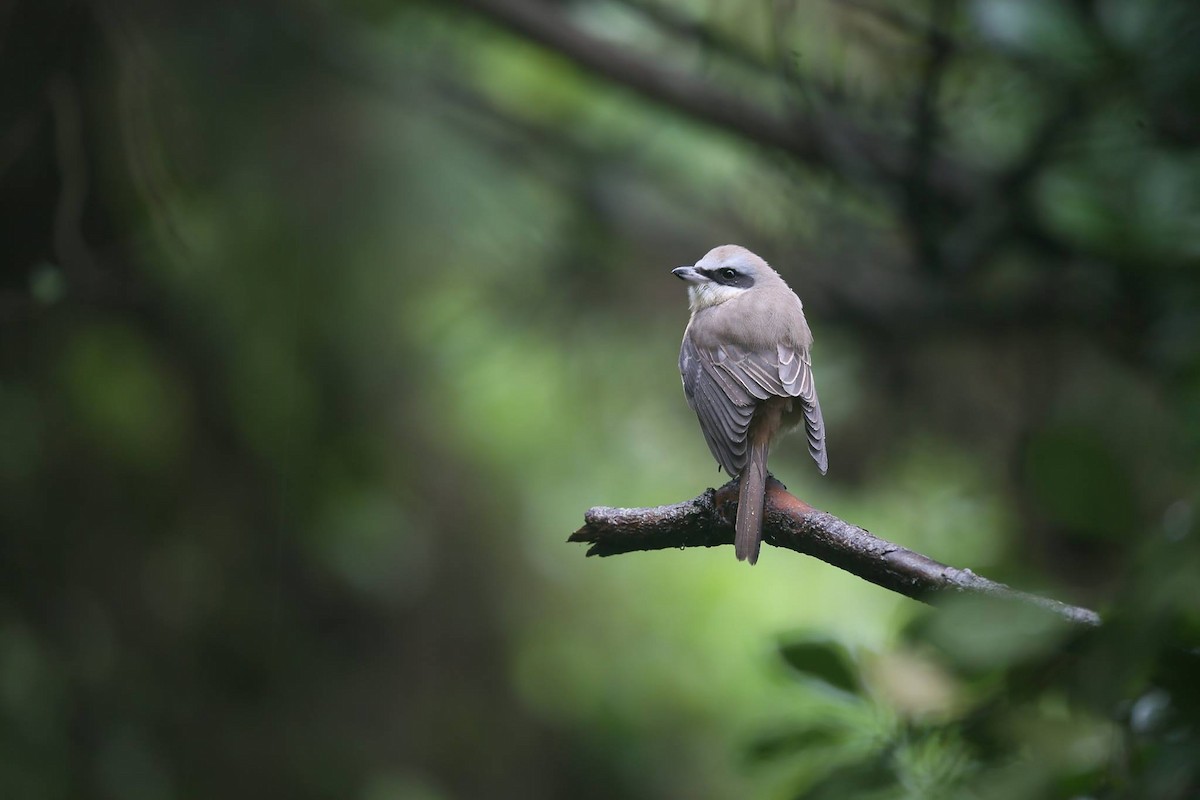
[[720, 268, 737, 280]]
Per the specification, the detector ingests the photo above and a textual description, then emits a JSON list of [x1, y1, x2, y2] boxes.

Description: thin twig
[[570, 477, 1102, 627]]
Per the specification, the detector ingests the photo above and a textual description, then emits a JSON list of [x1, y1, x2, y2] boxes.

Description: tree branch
[[455, 0, 979, 205], [570, 477, 1101, 627]]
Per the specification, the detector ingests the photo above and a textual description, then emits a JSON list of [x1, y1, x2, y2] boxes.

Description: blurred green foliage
[[1, 0, 1198, 798]]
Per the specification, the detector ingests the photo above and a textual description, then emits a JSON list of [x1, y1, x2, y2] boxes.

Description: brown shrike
[[672, 245, 827, 565]]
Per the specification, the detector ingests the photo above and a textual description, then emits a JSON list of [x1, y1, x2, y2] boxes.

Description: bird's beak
[[672, 266, 706, 283]]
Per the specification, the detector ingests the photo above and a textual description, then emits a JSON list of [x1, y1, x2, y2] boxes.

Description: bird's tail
[[736, 434, 770, 565]]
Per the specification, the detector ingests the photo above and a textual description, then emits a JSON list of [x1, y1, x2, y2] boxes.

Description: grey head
[[670, 245, 781, 313]]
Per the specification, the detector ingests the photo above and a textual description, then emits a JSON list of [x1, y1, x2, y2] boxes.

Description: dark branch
[[455, 0, 979, 205], [452, 0, 1104, 276], [570, 478, 1102, 627]]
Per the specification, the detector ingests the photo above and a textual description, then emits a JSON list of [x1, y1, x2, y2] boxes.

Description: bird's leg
[[713, 479, 740, 526]]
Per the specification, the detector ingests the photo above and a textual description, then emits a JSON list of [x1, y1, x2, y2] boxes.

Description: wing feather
[[681, 334, 754, 474], [682, 331, 828, 475]]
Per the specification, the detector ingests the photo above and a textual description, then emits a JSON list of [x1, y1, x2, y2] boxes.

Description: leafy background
[[1, 1, 1197, 798]]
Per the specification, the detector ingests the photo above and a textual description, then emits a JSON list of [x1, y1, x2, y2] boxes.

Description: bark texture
[[570, 478, 1102, 627]]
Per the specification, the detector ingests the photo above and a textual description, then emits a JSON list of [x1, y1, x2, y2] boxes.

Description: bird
[[672, 245, 827, 565]]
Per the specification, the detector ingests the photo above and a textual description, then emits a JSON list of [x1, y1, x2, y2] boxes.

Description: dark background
[[1, 1, 1198, 797]]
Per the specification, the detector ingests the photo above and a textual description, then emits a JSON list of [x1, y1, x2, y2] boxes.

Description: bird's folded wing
[[713, 343, 829, 475], [680, 335, 754, 475]]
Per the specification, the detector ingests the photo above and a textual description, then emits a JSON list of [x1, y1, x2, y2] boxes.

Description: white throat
[[688, 283, 746, 313]]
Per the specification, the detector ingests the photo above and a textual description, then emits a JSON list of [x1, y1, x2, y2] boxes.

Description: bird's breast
[[690, 291, 811, 351]]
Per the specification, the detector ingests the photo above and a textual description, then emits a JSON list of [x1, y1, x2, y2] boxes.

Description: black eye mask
[[700, 268, 756, 289]]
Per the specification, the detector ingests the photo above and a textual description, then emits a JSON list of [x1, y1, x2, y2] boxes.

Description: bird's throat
[[688, 283, 745, 313]]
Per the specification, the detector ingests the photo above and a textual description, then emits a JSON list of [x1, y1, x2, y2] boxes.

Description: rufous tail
[[735, 435, 770, 564]]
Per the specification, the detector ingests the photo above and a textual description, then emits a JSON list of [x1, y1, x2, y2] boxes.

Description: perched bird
[[672, 245, 827, 564]]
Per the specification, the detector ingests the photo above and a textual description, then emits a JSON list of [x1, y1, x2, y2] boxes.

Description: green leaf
[[778, 635, 864, 697], [920, 594, 1073, 675], [745, 722, 847, 763]]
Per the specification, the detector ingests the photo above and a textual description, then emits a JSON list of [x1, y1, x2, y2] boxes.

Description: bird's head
[[671, 245, 770, 312]]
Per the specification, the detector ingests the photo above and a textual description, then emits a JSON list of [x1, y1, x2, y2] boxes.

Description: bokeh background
[[2, 1, 1198, 798]]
